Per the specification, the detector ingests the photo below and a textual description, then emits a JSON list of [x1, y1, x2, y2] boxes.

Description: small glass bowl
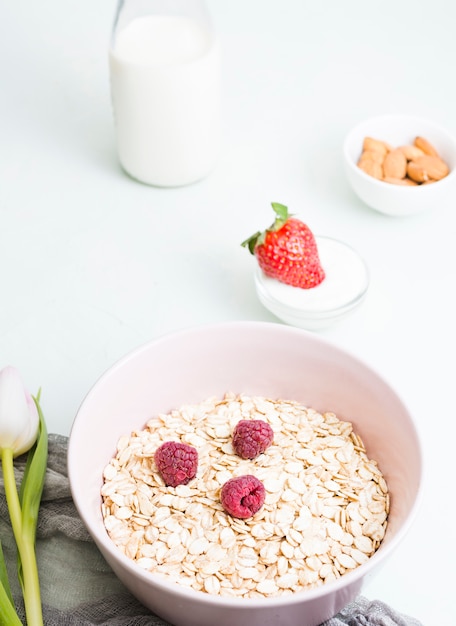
[[254, 236, 369, 330]]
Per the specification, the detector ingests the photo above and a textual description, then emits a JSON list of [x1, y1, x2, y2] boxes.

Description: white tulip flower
[[0, 365, 47, 626], [0, 366, 39, 456]]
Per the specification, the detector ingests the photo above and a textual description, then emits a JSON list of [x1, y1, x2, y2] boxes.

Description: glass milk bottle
[[109, 0, 221, 187]]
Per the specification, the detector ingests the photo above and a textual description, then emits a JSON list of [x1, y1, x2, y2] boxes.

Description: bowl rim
[[68, 320, 425, 609], [343, 113, 456, 191]]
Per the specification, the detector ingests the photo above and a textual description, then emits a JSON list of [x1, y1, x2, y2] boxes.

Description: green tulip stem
[[1, 448, 43, 626]]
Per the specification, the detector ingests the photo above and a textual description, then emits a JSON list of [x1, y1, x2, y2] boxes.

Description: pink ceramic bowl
[[68, 321, 422, 626]]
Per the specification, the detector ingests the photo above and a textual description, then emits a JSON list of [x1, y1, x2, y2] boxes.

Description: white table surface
[[1, 1, 454, 623]]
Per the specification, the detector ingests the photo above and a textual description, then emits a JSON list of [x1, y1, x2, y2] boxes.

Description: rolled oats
[[101, 393, 389, 598]]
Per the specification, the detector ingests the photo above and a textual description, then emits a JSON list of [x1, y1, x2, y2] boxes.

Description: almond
[[407, 155, 449, 182], [358, 134, 450, 184], [357, 157, 383, 180], [358, 150, 385, 165], [383, 149, 407, 179], [414, 136, 439, 157], [398, 145, 425, 161], [362, 137, 391, 155], [407, 161, 429, 183]]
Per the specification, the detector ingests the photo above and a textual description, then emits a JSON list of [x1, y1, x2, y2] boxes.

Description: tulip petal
[[0, 366, 39, 456]]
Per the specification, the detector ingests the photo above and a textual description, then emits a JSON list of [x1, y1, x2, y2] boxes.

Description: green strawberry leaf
[[241, 231, 262, 254], [241, 202, 292, 254], [271, 202, 289, 220], [270, 202, 290, 231]]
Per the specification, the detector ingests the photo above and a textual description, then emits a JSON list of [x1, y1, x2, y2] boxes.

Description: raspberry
[[220, 475, 266, 519], [154, 441, 198, 487], [232, 419, 274, 459]]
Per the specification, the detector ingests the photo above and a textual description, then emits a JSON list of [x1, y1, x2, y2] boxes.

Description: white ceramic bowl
[[343, 114, 456, 216], [254, 236, 370, 330], [68, 321, 423, 626]]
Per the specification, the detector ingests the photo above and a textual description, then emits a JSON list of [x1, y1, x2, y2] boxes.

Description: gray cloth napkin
[[0, 435, 423, 626]]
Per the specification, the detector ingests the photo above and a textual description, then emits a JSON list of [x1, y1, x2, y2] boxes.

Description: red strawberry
[[241, 202, 325, 289]]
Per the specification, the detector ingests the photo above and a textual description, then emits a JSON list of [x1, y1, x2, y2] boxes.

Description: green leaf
[[270, 202, 290, 231], [0, 541, 13, 605], [241, 231, 262, 254], [19, 397, 48, 545], [0, 578, 22, 626], [0, 542, 21, 626], [270, 202, 289, 220], [241, 202, 291, 253], [13, 393, 47, 625]]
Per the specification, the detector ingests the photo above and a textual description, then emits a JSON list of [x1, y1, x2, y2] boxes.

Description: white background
[[1, 1, 455, 623]]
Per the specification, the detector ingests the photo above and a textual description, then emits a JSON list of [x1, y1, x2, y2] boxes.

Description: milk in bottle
[[109, 1, 220, 187]]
